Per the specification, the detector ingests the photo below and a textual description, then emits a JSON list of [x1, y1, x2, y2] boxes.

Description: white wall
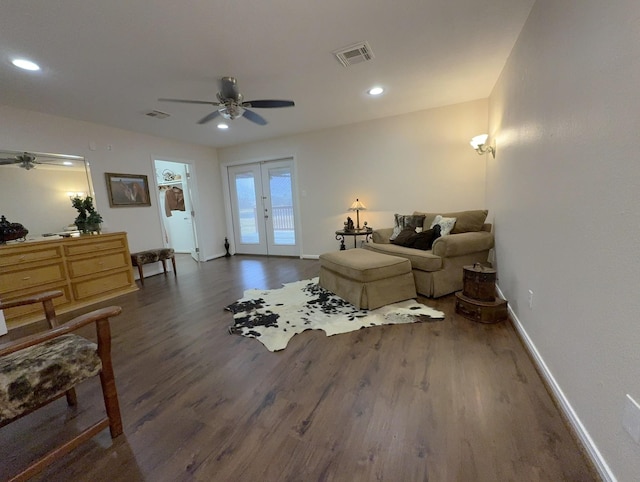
[[219, 99, 489, 257], [487, 1, 640, 480], [0, 104, 226, 262]]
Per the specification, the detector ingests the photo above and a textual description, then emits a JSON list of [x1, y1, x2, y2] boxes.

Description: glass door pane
[[267, 166, 295, 246], [235, 172, 260, 244]]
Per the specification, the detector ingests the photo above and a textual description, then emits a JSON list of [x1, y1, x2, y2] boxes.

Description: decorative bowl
[[0, 215, 29, 244]]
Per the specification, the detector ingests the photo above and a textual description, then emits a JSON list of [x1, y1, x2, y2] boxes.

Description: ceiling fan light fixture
[[11, 58, 40, 71], [367, 86, 384, 96]]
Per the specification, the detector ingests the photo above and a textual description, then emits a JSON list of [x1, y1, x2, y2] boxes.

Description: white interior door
[[228, 159, 298, 256], [154, 159, 200, 261]]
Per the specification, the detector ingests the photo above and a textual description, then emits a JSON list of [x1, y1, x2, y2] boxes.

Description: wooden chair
[[0, 291, 123, 481]]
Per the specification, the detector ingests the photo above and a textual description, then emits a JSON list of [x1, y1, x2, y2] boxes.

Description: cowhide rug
[[226, 277, 445, 352]]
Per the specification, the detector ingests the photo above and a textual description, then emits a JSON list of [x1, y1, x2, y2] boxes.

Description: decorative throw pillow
[[391, 227, 419, 246], [430, 215, 457, 236], [412, 225, 441, 250], [390, 214, 426, 241], [391, 225, 441, 250]]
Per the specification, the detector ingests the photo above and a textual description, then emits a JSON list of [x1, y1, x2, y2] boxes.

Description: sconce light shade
[[67, 191, 87, 199], [470, 134, 495, 158], [348, 198, 367, 230]]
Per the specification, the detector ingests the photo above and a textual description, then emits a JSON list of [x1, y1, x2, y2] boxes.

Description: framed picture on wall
[[105, 173, 151, 207]]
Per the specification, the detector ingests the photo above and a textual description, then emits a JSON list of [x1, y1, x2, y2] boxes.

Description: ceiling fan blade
[[158, 98, 219, 106], [0, 159, 19, 165], [197, 110, 222, 125], [242, 109, 268, 126], [220, 77, 240, 100], [243, 100, 295, 108]]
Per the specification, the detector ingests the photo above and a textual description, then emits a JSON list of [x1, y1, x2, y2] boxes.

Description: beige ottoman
[[319, 248, 417, 310]]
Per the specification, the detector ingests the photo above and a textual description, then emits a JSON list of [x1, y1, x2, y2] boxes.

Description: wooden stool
[[130, 248, 176, 286]]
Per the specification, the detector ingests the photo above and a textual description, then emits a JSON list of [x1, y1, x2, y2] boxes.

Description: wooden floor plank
[[0, 254, 597, 481]]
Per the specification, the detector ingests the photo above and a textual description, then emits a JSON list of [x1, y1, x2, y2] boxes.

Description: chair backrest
[[0, 291, 123, 481]]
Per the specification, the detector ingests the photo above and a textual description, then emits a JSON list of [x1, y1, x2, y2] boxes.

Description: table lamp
[[348, 198, 367, 230]]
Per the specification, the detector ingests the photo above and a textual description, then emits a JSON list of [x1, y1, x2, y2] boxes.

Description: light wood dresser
[[0, 232, 138, 330]]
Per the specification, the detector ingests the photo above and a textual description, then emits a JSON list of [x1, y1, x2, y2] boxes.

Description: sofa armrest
[[432, 231, 494, 257], [371, 228, 394, 244]]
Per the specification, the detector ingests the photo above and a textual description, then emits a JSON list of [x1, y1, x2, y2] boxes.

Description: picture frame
[[105, 173, 151, 207]]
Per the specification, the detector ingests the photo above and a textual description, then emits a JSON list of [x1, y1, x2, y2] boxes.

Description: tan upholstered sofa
[[363, 210, 494, 298]]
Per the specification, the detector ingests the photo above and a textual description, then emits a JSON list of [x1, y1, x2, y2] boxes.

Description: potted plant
[[71, 196, 103, 234]]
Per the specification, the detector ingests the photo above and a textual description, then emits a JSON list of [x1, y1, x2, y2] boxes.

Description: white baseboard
[[301, 254, 320, 260], [496, 284, 616, 482], [204, 252, 228, 261]]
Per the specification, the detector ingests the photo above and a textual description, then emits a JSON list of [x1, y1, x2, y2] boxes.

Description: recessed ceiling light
[[217, 123, 229, 130], [11, 58, 40, 71], [63, 161, 73, 166], [367, 86, 384, 96]]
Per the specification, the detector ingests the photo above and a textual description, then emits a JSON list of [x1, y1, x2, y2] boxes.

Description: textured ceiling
[[0, 0, 535, 148]]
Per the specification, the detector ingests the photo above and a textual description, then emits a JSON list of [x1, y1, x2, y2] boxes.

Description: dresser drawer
[[0, 245, 63, 267], [0, 262, 67, 293], [64, 237, 127, 257], [71, 268, 134, 300], [67, 251, 129, 278]]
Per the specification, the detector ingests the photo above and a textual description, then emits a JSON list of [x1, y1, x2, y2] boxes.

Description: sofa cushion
[[415, 210, 488, 234], [390, 214, 426, 241]]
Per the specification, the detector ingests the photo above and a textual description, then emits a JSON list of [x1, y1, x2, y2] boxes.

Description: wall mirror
[[0, 149, 94, 238]]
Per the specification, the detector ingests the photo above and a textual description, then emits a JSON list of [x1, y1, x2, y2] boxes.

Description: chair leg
[[136, 264, 144, 286], [65, 388, 78, 406], [161, 258, 168, 274], [99, 369, 123, 438], [96, 321, 123, 438], [171, 255, 177, 277]]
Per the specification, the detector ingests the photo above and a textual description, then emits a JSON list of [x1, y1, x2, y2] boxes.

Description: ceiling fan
[[0, 152, 40, 170], [159, 76, 295, 126]]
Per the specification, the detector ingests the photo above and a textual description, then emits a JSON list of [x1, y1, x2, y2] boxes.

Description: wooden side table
[[335, 228, 373, 250], [454, 263, 508, 323]]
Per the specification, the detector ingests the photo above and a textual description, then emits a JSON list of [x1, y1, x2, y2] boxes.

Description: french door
[[228, 159, 298, 256]]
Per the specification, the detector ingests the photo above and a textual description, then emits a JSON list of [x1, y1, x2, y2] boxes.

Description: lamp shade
[[349, 198, 367, 211], [470, 134, 489, 149]]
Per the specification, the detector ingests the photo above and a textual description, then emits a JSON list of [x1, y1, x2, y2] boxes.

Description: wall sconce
[[470, 134, 495, 158], [67, 191, 87, 200], [348, 198, 367, 230]]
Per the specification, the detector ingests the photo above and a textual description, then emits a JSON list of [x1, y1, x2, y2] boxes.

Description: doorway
[[227, 158, 299, 256], [154, 159, 200, 261]]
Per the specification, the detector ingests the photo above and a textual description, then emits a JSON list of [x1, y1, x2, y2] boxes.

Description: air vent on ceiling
[[333, 41, 374, 67], [146, 110, 170, 119]]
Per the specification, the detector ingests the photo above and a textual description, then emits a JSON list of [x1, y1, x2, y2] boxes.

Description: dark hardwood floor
[[0, 254, 597, 481]]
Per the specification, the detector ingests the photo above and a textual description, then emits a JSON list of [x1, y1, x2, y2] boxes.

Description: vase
[[78, 223, 100, 235]]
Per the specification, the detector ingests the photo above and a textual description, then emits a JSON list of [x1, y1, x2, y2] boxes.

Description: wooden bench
[[130, 248, 176, 286]]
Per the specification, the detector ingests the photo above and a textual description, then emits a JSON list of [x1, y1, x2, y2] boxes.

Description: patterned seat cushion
[[0, 334, 101, 423], [131, 248, 175, 266]]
